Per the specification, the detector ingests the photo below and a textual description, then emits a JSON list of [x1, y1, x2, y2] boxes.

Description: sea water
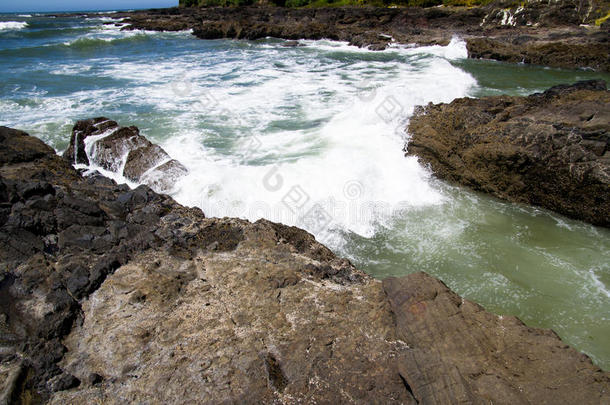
[[1, 13, 609, 369]]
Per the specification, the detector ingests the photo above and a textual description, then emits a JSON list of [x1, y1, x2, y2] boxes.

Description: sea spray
[[166, 39, 477, 243]]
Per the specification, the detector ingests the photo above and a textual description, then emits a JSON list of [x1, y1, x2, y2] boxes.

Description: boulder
[[138, 159, 188, 192], [123, 144, 170, 181], [406, 80, 610, 226], [63, 118, 188, 193], [62, 117, 118, 166], [89, 126, 149, 172]]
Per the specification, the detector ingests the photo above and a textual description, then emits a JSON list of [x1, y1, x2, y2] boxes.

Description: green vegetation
[[595, 11, 610, 25], [179, 0, 494, 7], [180, 0, 255, 5]]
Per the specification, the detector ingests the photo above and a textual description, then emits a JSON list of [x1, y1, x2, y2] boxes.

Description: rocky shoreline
[[102, 0, 610, 71], [1, 122, 609, 403], [406, 79, 610, 227]]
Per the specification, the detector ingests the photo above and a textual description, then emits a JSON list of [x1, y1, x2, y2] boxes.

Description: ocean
[[1, 11, 609, 369]]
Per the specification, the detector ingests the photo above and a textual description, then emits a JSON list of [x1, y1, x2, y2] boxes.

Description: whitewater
[[1, 12, 609, 370], [0, 21, 28, 30]]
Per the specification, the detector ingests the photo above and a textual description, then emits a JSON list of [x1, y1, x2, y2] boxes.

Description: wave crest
[[62, 32, 149, 49], [0, 21, 29, 31]]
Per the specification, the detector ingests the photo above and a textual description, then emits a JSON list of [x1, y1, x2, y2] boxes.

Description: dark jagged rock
[[0, 127, 201, 403], [1, 127, 608, 404], [104, 2, 610, 71], [466, 36, 610, 71], [0, 127, 55, 165], [406, 80, 610, 226], [123, 144, 169, 181], [62, 117, 118, 166], [63, 118, 187, 193]]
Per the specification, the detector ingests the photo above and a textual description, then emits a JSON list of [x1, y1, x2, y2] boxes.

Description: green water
[[342, 180, 610, 366], [340, 60, 610, 369]]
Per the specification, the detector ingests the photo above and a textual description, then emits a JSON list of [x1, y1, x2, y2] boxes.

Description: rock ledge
[[406, 80, 610, 227]]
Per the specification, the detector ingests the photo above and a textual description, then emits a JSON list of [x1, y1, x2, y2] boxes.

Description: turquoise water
[[1, 13, 609, 370]]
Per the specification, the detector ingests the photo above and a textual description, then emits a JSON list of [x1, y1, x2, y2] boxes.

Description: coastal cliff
[[0, 122, 609, 403]]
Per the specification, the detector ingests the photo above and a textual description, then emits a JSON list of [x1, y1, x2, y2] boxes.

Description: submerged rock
[[406, 80, 610, 227], [63, 118, 187, 193], [1, 127, 608, 403]]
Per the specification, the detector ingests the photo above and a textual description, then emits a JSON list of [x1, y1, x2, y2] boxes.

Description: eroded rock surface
[[384, 273, 609, 404], [1, 126, 608, 404], [63, 118, 188, 193], [407, 80, 610, 227]]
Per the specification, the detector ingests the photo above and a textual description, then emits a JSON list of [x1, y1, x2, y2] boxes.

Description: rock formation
[[0, 125, 608, 403], [104, 0, 610, 71], [406, 80, 610, 227], [63, 118, 188, 193]]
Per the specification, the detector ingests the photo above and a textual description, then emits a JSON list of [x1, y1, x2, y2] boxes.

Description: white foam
[[58, 24, 180, 48], [155, 39, 477, 243], [50, 64, 92, 75], [587, 269, 610, 299], [18, 14, 33, 18], [390, 36, 468, 60], [0, 21, 28, 31], [86, 16, 122, 22], [79, 126, 138, 186], [4, 35, 476, 244]]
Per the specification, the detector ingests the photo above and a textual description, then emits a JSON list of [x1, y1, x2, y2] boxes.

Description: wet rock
[[481, 0, 610, 28], [406, 80, 610, 226], [137, 159, 188, 193], [466, 37, 610, 71], [1, 127, 608, 404], [89, 126, 149, 172], [123, 144, 169, 181], [63, 118, 188, 193], [281, 40, 304, 47], [62, 117, 117, 165]]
